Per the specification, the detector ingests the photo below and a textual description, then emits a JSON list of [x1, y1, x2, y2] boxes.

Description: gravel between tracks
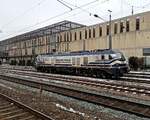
[[0, 79, 149, 120], [5, 72, 150, 106]]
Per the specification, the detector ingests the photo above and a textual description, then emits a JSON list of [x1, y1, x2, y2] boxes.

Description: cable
[[58, 0, 107, 21], [57, 1, 108, 23], [57, 0, 73, 10], [0, 0, 100, 40], [22, 0, 107, 30], [1, 0, 47, 29]]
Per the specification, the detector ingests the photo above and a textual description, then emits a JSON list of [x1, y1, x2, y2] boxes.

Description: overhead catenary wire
[[58, 0, 107, 21], [0, 0, 100, 40], [55, 0, 108, 24]]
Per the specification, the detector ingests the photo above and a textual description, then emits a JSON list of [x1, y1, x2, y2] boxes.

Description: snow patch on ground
[[56, 103, 101, 119], [56, 103, 85, 116]]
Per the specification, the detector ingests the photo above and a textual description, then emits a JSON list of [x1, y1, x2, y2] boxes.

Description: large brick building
[[0, 11, 150, 65]]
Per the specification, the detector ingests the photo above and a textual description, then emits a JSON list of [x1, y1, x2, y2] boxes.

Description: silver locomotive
[[35, 49, 129, 79]]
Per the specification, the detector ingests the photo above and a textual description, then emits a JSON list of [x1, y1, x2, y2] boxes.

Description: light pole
[[108, 10, 112, 49], [94, 10, 112, 50]]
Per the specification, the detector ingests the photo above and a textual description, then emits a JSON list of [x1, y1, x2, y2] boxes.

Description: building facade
[[59, 11, 150, 57], [0, 11, 150, 65], [0, 21, 85, 65]]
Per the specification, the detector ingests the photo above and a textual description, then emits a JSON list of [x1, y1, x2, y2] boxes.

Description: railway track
[[1, 66, 150, 84], [124, 71, 150, 79], [120, 71, 150, 84], [4, 70, 150, 96], [0, 93, 54, 120], [0, 66, 35, 72], [0, 72, 150, 118], [1, 65, 150, 78]]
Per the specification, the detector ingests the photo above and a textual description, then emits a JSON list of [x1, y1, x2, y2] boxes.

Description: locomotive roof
[[39, 49, 122, 57]]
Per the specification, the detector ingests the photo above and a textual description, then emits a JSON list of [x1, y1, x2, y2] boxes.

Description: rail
[[0, 74, 150, 118], [0, 93, 55, 120]]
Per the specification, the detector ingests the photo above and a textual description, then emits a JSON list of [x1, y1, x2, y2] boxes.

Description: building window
[[60, 35, 62, 42], [80, 31, 82, 40], [93, 28, 95, 38], [136, 18, 140, 30], [74, 32, 77, 40], [64, 33, 66, 42], [57, 36, 59, 42], [120, 21, 124, 33], [126, 20, 129, 32], [114, 23, 117, 34], [67, 33, 69, 41], [46, 36, 50, 44], [99, 26, 102, 36], [48, 45, 51, 53], [85, 30, 87, 39], [70, 33, 72, 41], [89, 29, 91, 38], [106, 24, 109, 35], [45, 36, 48, 44], [38, 38, 41, 45]]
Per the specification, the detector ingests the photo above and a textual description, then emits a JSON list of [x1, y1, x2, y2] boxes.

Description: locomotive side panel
[[55, 56, 72, 66], [44, 56, 52, 64], [35, 49, 129, 79]]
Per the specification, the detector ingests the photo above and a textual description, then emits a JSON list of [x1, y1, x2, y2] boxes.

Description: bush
[[128, 56, 144, 70], [18, 60, 22, 66], [138, 57, 144, 69], [27, 60, 32, 66], [10, 60, 17, 65]]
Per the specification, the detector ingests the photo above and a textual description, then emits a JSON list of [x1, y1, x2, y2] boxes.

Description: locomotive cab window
[[116, 53, 122, 59], [101, 55, 105, 60], [109, 55, 113, 60], [136, 17, 140, 30], [120, 54, 126, 61], [105, 54, 109, 60], [110, 54, 117, 59]]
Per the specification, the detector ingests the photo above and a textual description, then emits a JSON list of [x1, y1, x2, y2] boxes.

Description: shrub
[[27, 60, 32, 66], [128, 56, 144, 70], [138, 57, 144, 69], [10, 60, 17, 65]]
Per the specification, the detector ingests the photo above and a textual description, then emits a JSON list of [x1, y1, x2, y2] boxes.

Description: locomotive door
[[83, 57, 88, 65], [51, 57, 55, 65], [72, 57, 80, 66], [72, 57, 75, 65], [76, 58, 80, 66]]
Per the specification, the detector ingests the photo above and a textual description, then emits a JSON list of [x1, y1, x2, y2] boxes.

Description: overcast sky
[[0, 0, 150, 41]]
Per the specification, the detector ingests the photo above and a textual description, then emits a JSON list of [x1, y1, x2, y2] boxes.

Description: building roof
[[0, 20, 85, 44]]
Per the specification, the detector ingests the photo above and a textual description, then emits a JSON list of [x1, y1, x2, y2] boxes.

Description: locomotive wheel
[[101, 72, 106, 79]]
